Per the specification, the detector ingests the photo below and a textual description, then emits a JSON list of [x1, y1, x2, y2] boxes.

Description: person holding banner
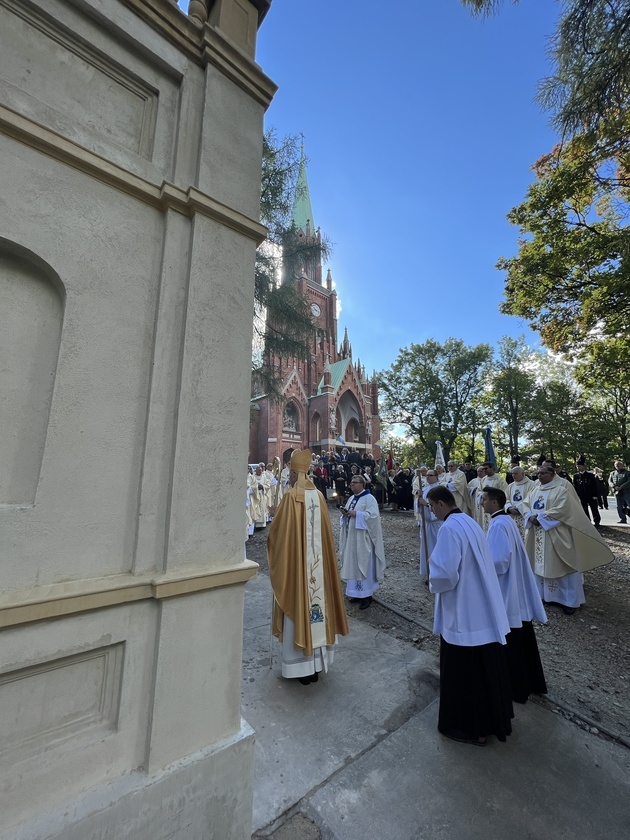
[[267, 449, 349, 684]]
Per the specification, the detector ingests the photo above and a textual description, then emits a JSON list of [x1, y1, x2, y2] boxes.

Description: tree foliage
[[378, 335, 628, 471], [378, 339, 493, 462], [498, 122, 630, 356], [461, 1, 630, 136], [462, 1, 630, 362], [575, 338, 630, 458], [485, 336, 537, 457]]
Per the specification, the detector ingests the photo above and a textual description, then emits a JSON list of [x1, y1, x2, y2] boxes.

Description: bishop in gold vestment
[[267, 450, 349, 683]]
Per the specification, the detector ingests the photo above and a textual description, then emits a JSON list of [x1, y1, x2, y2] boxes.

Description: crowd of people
[[251, 449, 621, 747]]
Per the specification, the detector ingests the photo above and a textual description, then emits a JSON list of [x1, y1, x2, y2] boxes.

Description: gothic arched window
[[283, 402, 298, 431]]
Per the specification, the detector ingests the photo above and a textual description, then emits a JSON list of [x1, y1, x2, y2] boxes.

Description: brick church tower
[[249, 152, 380, 465]]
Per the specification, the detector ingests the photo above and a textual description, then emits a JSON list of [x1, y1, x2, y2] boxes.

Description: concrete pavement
[[243, 556, 630, 839]]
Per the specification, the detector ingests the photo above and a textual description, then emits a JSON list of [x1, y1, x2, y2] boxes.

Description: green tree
[[486, 336, 537, 458], [526, 380, 582, 466], [463, 1, 630, 362], [253, 131, 330, 397], [378, 339, 493, 462], [462, 1, 630, 136], [576, 339, 630, 460], [498, 125, 630, 357]]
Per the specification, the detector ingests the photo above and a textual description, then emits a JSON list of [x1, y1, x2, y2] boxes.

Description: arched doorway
[[336, 390, 363, 449]]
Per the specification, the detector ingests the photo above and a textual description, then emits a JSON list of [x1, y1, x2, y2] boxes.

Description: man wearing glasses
[[339, 475, 387, 610]]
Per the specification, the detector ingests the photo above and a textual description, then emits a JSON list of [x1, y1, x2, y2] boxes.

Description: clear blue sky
[[184, 1, 560, 375], [256, 0, 560, 375]]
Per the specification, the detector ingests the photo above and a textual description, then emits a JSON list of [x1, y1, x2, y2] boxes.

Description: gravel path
[[247, 506, 630, 746]]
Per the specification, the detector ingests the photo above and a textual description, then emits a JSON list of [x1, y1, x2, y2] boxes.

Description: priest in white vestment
[[262, 463, 277, 522], [412, 469, 423, 522], [445, 460, 471, 514], [480, 463, 509, 532], [417, 469, 442, 577], [340, 475, 387, 610], [427, 485, 512, 746], [249, 466, 267, 529], [505, 465, 533, 540], [522, 465, 614, 614], [246, 473, 255, 538], [468, 466, 487, 529], [483, 486, 547, 704]]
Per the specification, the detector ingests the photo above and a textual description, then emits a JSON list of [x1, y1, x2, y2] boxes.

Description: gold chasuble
[[524, 477, 613, 578], [267, 450, 348, 657]]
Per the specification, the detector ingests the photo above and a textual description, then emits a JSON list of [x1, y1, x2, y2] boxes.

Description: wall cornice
[[201, 25, 277, 107], [0, 560, 259, 628], [119, 0, 277, 107], [0, 104, 268, 243]]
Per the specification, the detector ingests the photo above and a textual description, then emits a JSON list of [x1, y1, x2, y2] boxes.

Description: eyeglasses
[[427, 473, 437, 476]]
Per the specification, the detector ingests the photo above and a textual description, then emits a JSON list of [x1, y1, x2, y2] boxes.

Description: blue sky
[[256, 0, 561, 375], [183, 1, 561, 374]]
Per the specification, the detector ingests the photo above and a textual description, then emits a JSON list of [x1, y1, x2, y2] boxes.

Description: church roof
[[292, 152, 315, 234], [317, 357, 350, 395]]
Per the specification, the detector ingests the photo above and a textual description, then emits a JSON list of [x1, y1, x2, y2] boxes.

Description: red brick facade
[[249, 251, 380, 466]]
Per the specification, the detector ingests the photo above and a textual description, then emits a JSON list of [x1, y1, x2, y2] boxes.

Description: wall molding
[[119, 0, 277, 107], [0, 560, 258, 628], [0, 103, 267, 243]]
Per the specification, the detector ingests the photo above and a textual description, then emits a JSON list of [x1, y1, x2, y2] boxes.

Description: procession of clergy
[[255, 450, 613, 746]]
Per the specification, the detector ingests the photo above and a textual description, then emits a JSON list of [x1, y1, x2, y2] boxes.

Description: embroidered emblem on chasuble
[[305, 489, 327, 648], [533, 494, 546, 576]]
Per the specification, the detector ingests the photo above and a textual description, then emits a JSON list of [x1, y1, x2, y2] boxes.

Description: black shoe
[[617, 520, 627, 524], [359, 596, 373, 610], [347, 597, 361, 603], [298, 676, 312, 685], [439, 728, 487, 747], [562, 606, 577, 615]]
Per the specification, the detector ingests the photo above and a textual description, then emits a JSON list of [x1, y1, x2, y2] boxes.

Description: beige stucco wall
[[0, 1, 275, 837]]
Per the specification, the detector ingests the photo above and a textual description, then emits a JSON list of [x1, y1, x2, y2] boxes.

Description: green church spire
[[291, 147, 315, 235]]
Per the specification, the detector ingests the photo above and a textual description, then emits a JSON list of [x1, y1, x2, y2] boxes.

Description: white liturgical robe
[[445, 468, 471, 514], [339, 491, 387, 590], [429, 512, 510, 647], [418, 484, 442, 576], [506, 477, 534, 540], [487, 513, 547, 628]]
